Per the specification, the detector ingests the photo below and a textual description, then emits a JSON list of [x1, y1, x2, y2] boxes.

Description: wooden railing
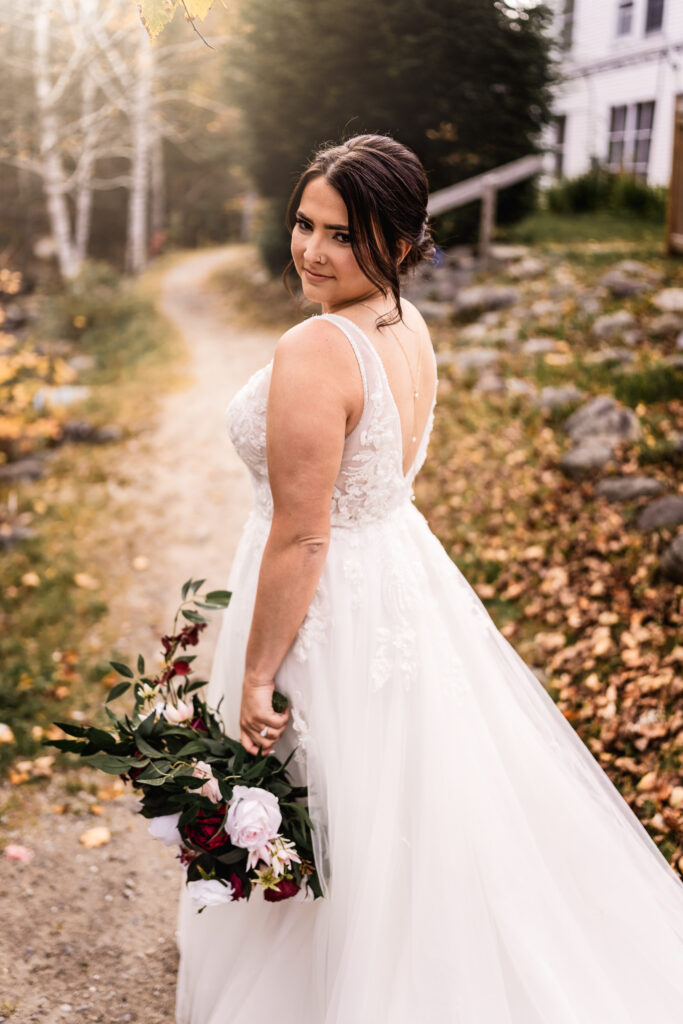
[[427, 153, 548, 264]]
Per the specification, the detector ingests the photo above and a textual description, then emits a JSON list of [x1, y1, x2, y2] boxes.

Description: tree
[[225, 0, 558, 271]]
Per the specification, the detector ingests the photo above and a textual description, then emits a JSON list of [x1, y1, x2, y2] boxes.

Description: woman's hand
[[239, 677, 291, 756]]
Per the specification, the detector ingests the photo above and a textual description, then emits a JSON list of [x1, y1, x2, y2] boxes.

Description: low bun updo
[[284, 133, 434, 327]]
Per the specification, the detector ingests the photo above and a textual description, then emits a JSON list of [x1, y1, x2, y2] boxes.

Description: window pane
[[610, 106, 627, 133], [634, 137, 651, 167], [645, 0, 664, 33], [608, 140, 624, 168], [617, 0, 634, 34], [636, 101, 655, 131]]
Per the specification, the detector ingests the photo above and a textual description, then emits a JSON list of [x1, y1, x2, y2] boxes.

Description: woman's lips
[[303, 267, 332, 282]]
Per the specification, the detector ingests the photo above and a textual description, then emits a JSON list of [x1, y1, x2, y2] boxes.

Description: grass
[[0, 254, 188, 775], [498, 209, 667, 250]]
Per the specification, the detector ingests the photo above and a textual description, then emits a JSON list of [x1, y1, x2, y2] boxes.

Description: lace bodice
[[225, 312, 438, 528]]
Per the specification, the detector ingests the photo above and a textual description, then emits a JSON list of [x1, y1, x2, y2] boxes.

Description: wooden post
[[479, 175, 497, 269], [667, 94, 683, 257]]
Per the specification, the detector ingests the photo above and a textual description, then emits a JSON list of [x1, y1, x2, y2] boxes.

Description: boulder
[[506, 377, 537, 398], [454, 285, 520, 314], [415, 300, 454, 322], [591, 310, 637, 341], [472, 369, 506, 394], [0, 457, 44, 482], [652, 288, 683, 314], [595, 475, 665, 502], [600, 261, 662, 297], [507, 257, 547, 281], [560, 440, 616, 478], [438, 347, 500, 372], [563, 394, 641, 446], [636, 495, 683, 532], [661, 533, 683, 583], [488, 244, 530, 263], [535, 384, 584, 409], [521, 337, 559, 355], [584, 347, 635, 365], [649, 313, 683, 339]]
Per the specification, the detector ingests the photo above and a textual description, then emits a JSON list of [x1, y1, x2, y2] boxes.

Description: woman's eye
[[295, 217, 311, 231], [335, 232, 351, 245]]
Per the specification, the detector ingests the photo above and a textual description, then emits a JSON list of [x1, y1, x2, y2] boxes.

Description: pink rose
[[225, 785, 281, 851], [192, 761, 223, 803]]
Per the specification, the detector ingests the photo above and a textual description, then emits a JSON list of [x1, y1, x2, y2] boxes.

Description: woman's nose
[[304, 237, 326, 263]]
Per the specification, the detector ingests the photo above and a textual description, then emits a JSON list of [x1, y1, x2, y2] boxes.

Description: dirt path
[[0, 246, 279, 1024]]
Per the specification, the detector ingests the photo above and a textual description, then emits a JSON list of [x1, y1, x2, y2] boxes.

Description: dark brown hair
[[283, 133, 434, 327]]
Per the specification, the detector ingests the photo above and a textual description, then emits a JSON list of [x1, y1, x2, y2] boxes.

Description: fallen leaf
[[0, 723, 15, 744], [79, 826, 111, 848], [90, 804, 103, 816], [21, 572, 40, 587], [97, 779, 125, 801], [74, 572, 99, 590], [4, 843, 34, 864]]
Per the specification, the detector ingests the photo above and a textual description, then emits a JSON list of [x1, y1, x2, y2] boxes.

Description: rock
[[93, 424, 123, 444], [560, 439, 616, 477], [0, 524, 38, 549], [600, 261, 662, 297], [521, 336, 559, 355], [576, 289, 603, 316], [591, 309, 637, 341], [563, 394, 640, 445], [636, 495, 683, 532], [472, 369, 506, 394], [454, 285, 520, 314], [535, 384, 584, 409], [488, 244, 530, 262], [506, 377, 537, 398], [3, 302, 29, 330], [458, 322, 492, 345], [621, 328, 644, 347], [661, 533, 683, 583], [595, 475, 665, 502], [506, 257, 547, 280], [665, 354, 683, 371], [649, 313, 683, 339], [530, 298, 557, 319], [414, 299, 454, 322], [67, 353, 96, 373], [0, 457, 44, 482], [32, 384, 91, 411], [438, 347, 500, 371], [584, 347, 635, 365], [652, 288, 683, 313]]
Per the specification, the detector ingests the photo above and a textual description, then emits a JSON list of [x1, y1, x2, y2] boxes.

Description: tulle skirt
[[176, 501, 683, 1023]]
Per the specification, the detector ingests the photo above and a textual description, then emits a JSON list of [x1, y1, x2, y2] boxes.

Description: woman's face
[[290, 175, 379, 312]]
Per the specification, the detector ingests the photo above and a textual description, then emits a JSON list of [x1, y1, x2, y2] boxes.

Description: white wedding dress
[[176, 311, 683, 1023]]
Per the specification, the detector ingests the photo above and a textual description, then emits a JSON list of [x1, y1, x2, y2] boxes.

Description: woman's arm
[[239, 319, 361, 755]]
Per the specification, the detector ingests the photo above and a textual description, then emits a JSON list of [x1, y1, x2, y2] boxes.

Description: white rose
[[192, 760, 223, 803], [147, 812, 182, 847], [225, 785, 282, 851], [187, 877, 234, 910]]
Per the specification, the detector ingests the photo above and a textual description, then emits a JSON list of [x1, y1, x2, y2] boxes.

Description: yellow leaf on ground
[[79, 826, 111, 848], [21, 572, 40, 587], [74, 573, 99, 590], [97, 779, 126, 801], [0, 723, 15, 744]]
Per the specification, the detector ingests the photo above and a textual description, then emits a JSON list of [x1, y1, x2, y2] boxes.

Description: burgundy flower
[[263, 877, 300, 902], [228, 872, 248, 901], [173, 659, 191, 676], [183, 806, 230, 852], [190, 716, 208, 733]]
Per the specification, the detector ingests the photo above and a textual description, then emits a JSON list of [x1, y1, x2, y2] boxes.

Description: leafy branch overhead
[[136, 0, 215, 40]]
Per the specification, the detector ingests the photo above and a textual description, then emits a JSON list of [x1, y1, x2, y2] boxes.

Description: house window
[[617, 0, 634, 35], [607, 101, 656, 180], [559, 0, 575, 50], [645, 0, 665, 33], [554, 115, 567, 178]]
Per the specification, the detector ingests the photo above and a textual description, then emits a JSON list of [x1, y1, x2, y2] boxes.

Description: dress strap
[[315, 312, 369, 409]]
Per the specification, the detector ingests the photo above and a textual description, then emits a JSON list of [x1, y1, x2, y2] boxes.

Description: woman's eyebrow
[[296, 209, 349, 231]]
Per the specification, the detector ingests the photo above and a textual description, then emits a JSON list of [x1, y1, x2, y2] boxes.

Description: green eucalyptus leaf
[[106, 681, 131, 703], [181, 609, 208, 624], [181, 578, 193, 600], [203, 590, 231, 607], [110, 661, 134, 679], [190, 579, 206, 594], [137, 653, 145, 674]]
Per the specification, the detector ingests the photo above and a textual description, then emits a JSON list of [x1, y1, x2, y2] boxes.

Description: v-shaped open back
[[316, 312, 438, 482]]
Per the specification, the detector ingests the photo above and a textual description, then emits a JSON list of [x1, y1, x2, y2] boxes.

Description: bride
[[176, 134, 683, 1023]]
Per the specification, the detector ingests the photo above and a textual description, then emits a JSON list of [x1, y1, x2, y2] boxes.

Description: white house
[[544, 0, 683, 185]]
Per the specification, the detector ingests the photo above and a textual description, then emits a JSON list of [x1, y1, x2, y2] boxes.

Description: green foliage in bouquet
[[46, 578, 322, 908]]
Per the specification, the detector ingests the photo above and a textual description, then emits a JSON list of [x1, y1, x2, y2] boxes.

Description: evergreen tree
[[226, 0, 558, 270]]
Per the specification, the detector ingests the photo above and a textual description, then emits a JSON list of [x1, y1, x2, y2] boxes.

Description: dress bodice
[[225, 312, 438, 528]]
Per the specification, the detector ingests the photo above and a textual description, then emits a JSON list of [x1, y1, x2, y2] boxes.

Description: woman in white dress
[[176, 134, 683, 1023]]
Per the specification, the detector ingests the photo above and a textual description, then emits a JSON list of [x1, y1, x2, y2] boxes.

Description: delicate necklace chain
[[356, 302, 422, 444]]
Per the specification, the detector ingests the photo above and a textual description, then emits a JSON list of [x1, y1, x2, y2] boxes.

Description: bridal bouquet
[[47, 578, 322, 910]]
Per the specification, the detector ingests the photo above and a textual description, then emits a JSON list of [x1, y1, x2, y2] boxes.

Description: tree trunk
[[150, 127, 165, 238], [34, 0, 80, 280], [126, 24, 152, 274]]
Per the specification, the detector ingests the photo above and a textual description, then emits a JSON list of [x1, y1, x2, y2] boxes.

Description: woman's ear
[[397, 239, 411, 265]]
